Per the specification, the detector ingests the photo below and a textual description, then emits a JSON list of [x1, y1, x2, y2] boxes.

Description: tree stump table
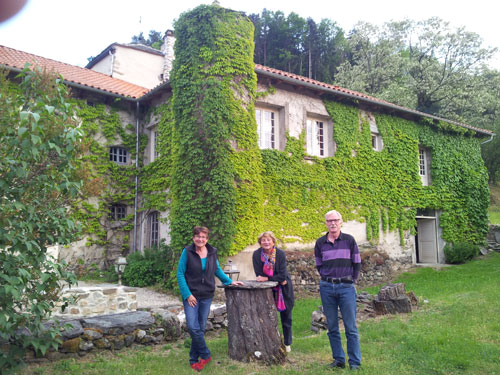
[[220, 281, 286, 364]]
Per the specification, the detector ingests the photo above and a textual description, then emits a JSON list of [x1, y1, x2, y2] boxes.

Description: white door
[[417, 218, 438, 263]]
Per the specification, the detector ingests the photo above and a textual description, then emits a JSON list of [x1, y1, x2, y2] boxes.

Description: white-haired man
[[314, 210, 361, 370]]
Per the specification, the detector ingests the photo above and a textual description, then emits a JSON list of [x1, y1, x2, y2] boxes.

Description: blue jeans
[[319, 280, 361, 367], [183, 297, 212, 364]]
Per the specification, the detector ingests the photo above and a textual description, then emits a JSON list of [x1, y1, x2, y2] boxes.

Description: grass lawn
[[23, 253, 500, 375]]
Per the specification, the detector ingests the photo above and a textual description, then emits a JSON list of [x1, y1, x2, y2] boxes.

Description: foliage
[[443, 242, 479, 264], [169, 4, 263, 257], [72, 99, 139, 261], [122, 244, 174, 287], [0, 66, 82, 372], [130, 30, 163, 50], [255, 100, 489, 246], [249, 10, 346, 82], [20, 253, 500, 375]]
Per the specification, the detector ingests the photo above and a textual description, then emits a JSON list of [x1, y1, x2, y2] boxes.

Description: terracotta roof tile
[[0, 45, 148, 99], [0, 45, 492, 135]]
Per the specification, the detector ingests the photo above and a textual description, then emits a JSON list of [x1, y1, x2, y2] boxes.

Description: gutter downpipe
[[481, 134, 494, 145], [133, 101, 140, 253]]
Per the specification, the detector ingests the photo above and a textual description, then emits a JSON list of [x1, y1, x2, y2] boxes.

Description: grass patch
[[23, 253, 500, 375]]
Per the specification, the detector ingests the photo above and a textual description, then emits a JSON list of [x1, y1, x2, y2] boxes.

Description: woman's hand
[[187, 294, 197, 307], [256, 275, 269, 282], [281, 280, 287, 286], [231, 280, 244, 286]]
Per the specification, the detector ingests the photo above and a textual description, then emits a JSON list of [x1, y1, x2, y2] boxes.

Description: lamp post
[[114, 256, 127, 286]]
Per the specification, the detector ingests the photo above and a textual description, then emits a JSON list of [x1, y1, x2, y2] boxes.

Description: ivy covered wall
[[258, 100, 489, 248], [168, 4, 263, 256], [61, 4, 490, 270]]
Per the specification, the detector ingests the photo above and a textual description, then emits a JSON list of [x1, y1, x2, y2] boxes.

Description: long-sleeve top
[[177, 247, 233, 300], [314, 232, 361, 281], [252, 247, 295, 310]]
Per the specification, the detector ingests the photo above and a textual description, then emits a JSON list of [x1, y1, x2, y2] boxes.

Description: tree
[[0, 65, 82, 372], [131, 30, 163, 50]]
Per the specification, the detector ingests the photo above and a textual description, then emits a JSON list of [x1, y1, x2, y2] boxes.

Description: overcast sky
[[1, 0, 499, 68]]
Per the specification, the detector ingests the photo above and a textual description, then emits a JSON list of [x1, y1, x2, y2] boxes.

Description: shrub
[[444, 243, 479, 264], [122, 243, 173, 287]]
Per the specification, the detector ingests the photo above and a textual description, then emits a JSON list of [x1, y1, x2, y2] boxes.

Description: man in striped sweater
[[314, 210, 362, 370]]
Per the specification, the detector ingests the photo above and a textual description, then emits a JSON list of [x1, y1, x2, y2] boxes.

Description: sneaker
[[329, 360, 346, 369], [198, 356, 212, 370], [350, 365, 361, 371], [285, 345, 291, 353], [190, 362, 201, 372]]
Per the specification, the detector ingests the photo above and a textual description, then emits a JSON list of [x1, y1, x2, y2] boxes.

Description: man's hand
[[187, 294, 197, 307], [231, 280, 244, 286]]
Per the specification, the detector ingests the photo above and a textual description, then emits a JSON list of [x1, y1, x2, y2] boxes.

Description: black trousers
[[280, 308, 293, 346]]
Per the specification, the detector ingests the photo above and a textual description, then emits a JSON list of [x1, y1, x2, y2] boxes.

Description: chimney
[[161, 29, 175, 81]]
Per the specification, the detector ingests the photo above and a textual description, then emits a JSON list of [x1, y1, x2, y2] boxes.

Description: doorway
[[416, 217, 438, 263]]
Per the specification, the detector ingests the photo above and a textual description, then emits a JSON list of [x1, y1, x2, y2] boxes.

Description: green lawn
[[24, 253, 500, 375]]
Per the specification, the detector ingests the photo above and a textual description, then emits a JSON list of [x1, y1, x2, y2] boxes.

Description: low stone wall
[[53, 285, 138, 317], [286, 247, 414, 292], [22, 310, 182, 362]]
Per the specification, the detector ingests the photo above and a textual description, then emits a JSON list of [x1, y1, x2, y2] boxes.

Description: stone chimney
[[161, 29, 175, 81]]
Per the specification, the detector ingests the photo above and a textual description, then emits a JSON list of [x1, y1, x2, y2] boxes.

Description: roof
[[0, 44, 493, 136], [0, 45, 149, 99], [86, 43, 163, 69], [255, 64, 494, 136]]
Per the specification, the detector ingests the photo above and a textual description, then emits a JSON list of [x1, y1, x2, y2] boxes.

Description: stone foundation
[[53, 285, 138, 317]]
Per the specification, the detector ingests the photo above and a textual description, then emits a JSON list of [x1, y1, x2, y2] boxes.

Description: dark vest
[[184, 243, 218, 300]]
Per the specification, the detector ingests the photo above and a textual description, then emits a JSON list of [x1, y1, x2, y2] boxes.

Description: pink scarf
[[261, 248, 286, 312]]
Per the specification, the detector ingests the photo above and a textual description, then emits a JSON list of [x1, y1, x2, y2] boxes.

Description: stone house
[[0, 5, 493, 275]]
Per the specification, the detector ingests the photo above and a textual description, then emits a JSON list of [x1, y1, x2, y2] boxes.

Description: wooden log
[[373, 283, 412, 315], [221, 281, 286, 365]]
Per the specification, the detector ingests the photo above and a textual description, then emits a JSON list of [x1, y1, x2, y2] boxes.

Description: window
[[419, 148, 431, 186], [306, 119, 325, 157], [153, 131, 159, 160], [110, 204, 127, 221], [371, 133, 383, 151], [255, 108, 277, 149], [149, 211, 159, 247], [109, 146, 128, 164]]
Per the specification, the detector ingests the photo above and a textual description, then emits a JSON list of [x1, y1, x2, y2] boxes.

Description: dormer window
[[109, 146, 128, 164]]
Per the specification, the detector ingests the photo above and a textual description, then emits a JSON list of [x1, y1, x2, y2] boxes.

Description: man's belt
[[321, 276, 353, 284]]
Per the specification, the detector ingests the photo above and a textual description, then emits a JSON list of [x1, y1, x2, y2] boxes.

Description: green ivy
[[256, 100, 489, 246], [72, 101, 138, 252], [168, 4, 263, 257]]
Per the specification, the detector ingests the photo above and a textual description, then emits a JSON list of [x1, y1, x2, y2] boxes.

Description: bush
[[122, 243, 173, 287], [444, 243, 479, 264]]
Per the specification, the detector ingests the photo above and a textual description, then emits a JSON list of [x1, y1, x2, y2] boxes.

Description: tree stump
[[221, 281, 286, 364], [373, 283, 415, 315]]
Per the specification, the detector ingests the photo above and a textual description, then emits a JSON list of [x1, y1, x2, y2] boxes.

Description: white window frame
[[306, 119, 326, 157], [255, 108, 277, 150], [109, 146, 128, 165], [419, 148, 430, 186], [371, 133, 383, 151]]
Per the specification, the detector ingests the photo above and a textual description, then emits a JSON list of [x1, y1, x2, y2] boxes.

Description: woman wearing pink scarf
[[252, 231, 295, 353]]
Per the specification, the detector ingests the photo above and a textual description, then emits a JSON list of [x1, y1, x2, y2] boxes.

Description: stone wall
[[22, 304, 229, 363], [286, 247, 414, 292], [53, 285, 138, 318]]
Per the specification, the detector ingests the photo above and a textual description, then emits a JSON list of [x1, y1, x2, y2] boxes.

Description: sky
[[1, 0, 499, 68]]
